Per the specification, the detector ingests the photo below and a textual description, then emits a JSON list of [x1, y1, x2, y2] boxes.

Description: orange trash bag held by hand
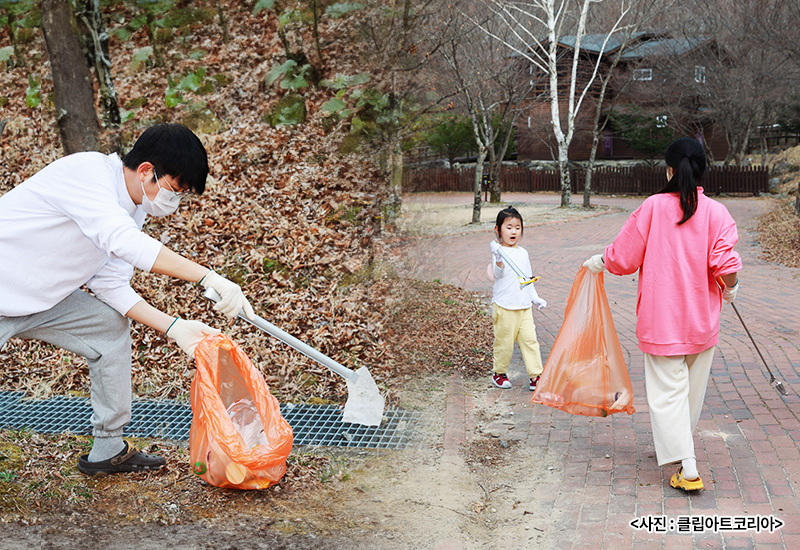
[[532, 267, 635, 417], [190, 334, 293, 489]]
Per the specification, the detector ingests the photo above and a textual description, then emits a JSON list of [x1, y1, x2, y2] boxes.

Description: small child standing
[[488, 206, 547, 391]]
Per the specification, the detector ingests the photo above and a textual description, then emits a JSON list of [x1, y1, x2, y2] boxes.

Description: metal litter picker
[[204, 288, 385, 426], [717, 278, 788, 396]]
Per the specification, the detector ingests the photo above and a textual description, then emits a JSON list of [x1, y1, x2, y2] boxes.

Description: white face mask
[[140, 171, 181, 217]]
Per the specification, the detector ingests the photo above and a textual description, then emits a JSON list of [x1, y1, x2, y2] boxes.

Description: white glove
[[489, 241, 503, 264], [583, 254, 605, 274], [200, 271, 255, 320], [530, 285, 547, 310], [722, 281, 739, 304], [166, 318, 221, 358]]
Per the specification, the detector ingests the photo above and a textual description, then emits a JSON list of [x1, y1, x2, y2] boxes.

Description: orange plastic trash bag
[[190, 334, 293, 489], [532, 267, 635, 417]]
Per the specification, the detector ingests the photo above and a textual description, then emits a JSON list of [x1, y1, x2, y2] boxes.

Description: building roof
[[554, 32, 712, 59], [619, 36, 712, 59]]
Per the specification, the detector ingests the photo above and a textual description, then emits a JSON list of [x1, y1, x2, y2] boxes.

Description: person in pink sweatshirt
[[583, 137, 741, 492]]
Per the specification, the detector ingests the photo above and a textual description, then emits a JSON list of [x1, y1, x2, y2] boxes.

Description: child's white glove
[[530, 285, 547, 310], [583, 254, 605, 274], [489, 241, 503, 264]]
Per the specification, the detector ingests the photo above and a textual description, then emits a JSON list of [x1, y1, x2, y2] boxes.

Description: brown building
[[517, 32, 729, 163]]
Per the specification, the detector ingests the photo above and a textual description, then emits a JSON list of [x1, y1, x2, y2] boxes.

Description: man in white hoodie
[[0, 123, 254, 476]]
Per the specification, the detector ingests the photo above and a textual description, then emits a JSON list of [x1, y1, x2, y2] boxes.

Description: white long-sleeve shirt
[[0, 152, 163, 317], [491, 245, 538, 310]]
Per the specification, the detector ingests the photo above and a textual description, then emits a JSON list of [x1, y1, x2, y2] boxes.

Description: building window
[[656, 115, 668, 128], [695, 65, 706, 83], [603, 130, 613, 157], [633, 68, 652, 81]]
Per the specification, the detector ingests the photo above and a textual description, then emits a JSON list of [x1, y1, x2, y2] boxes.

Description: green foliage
[[180, 103, 222, 134], [164, 68, 214, 108], [320, 72, 415, 153], [252, 0, 276, 15], [24, 73, 40, 108], [0, 0, 40, 32], [130, 46, 154, 71], [609, 105, 674, 162], [777, 94, 800, 134], [0, 46, 12, 64], [265, 60, 311, 91], [325, 2, 365, 18], [423, 114, 475, 163], [109, 0, 210, 45], [278, 7, 312, 28], [267, 93, 307, 127]]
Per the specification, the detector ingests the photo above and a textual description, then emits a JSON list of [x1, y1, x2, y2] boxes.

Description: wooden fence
[[402, 164, 770, 196]]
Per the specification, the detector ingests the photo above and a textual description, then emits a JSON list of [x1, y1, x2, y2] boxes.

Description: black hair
[[122, 123, 209, 194], [657, 137, 706, 225], [495, 206, 524, 236]]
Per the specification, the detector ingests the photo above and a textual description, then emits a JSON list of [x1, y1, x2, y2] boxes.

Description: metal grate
[[0, 391, 417, 449]]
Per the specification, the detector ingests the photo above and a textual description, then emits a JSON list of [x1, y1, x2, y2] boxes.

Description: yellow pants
[[643, 347, 715, 466], [492, 304, 543, 378]]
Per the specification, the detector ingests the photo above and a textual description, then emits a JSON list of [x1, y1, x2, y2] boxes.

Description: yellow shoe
[[670, 468, 704, 491]]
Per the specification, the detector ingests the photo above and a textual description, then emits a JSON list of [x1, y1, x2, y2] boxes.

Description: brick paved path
[[400, 192, 800, 550]]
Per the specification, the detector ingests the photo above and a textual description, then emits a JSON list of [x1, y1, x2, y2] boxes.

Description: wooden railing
[[402, 164, 770, 196]]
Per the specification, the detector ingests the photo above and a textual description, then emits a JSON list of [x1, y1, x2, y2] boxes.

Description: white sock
[[681, 458, 699, 480], [88, 437, 125, 462]]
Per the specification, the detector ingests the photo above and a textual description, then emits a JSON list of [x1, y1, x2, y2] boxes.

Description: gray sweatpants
[[0, 290, 132, 438]]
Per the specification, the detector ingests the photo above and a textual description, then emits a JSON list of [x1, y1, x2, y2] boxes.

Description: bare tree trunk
[[381, 141, 404, 232], [77, 0, 122, 153], [557, 143, 571, 207], [472, 145, 487, 223], [41, 0, 100, 155]]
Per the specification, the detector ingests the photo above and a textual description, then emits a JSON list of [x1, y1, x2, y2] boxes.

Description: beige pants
[[492, 304, 543, 378], [644, 347, 715, 466]]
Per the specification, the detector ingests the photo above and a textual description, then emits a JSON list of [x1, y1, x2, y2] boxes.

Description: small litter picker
[[204, 288, 386, 426], [496, 247, 540, 288]]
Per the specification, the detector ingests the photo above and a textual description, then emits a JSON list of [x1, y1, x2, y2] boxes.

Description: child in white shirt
[[488, 207, 546, 390]]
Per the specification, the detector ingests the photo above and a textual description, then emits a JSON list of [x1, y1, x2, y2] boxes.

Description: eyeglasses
[[153, 168, 185, 197]]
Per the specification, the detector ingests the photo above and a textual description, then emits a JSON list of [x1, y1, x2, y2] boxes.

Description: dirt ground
[[396, 193, 616, 237], [0, 373, 552, 550], [0, 196, 600, 549]]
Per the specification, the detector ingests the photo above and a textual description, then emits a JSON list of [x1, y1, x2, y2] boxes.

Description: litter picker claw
[[204, 288, 386, 425]]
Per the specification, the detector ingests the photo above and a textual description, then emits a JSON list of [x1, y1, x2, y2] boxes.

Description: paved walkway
[[401, 192, 800, 549]]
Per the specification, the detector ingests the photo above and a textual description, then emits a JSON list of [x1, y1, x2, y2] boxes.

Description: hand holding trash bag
[[583, 254, 605, 274], [166, 318, 220, 357], [531, 266, 635, 417]]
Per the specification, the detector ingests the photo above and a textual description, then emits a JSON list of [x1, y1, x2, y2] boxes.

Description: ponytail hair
[[658, 137, 706, 225]]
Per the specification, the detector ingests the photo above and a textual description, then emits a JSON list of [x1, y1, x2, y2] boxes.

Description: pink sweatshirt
[[603, 189, 742, 356]]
